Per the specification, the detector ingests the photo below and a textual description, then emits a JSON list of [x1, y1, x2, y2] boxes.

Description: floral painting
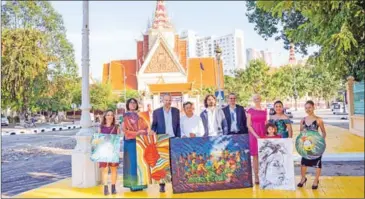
[[136, 134, 171, 185], [295, 130, 326, 160], [170, 135, 252, 193]]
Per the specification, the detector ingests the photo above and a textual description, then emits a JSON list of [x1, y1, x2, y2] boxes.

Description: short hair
[[126, 98, 139, 111], [228, 93, 236, 97], [183, 101, 193, 109], [305, 100, 315, 106], [265, 123, 278, 135], [204, 94, 216, 108], [162, 93, 171, 99]]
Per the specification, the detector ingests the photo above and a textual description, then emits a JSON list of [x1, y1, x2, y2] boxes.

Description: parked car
[[33, 114, 46, 123], [1, 115, 9, 126], [332, 103, 347, 115], [269, 108, 293, 118]]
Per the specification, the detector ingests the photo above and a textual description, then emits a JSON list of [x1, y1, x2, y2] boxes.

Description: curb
[[293, 152, 364, 162], [1, 124, 82, 136]]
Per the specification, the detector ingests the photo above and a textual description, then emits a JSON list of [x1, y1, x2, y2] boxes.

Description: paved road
[[0, 110, 358, 197]]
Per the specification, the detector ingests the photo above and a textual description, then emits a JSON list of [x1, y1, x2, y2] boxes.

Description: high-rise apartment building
[[180, 29, 246, 76], [246, 48, 273, 67]]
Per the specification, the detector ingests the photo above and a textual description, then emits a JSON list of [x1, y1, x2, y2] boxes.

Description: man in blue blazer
[[150, 93, 181, 192], [222, 93, 248, 135]]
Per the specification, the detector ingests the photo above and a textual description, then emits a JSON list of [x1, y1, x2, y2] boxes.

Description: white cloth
[[163, 108, 174, 137], [207, 108, 218, 136], [180, 115, 204, 137], [230, 106, 239, 132]]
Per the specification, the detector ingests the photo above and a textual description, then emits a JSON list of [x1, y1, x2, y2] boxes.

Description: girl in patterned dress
[[297, 100, 327, 189], [268, 100, 293, 138]]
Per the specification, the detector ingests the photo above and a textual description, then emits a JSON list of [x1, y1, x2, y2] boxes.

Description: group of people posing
[[98, 93, 327, 195]]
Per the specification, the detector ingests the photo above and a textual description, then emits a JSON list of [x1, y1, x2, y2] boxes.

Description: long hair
[[101, 109, 116, 127], [204, 94, 216, 108]]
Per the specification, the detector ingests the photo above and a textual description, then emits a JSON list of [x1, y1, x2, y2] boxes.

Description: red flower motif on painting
[[151, 169, 167, 181], [144, 143, 160, 167], [301, 136, 307, 142]]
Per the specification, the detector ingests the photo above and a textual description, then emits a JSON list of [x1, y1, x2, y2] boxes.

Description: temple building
[[102, 0, 223, 111]]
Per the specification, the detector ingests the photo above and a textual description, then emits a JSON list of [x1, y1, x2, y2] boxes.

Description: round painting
[[295, 130, 326, 160]]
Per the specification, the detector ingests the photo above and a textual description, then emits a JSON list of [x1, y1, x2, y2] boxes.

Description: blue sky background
[[50, 1, 313, 81]]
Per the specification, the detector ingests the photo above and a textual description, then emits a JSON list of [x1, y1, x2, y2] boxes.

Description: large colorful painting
[[295, 130, 326, 160], [136, 134, 171, 185], [90, 134, 121, 163], [170, 135, 252, 193], [258, 138, 295, 190]]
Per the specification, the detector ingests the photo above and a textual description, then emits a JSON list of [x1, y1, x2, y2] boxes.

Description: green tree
[[1, 1, 78, 115], [119, 90, 141, 103], [90, 82, 118, 111], [246, 1, 364, 81], [307, 64, 342, 107], [272, 65, 311, 110], [1, 28, 49, 114]]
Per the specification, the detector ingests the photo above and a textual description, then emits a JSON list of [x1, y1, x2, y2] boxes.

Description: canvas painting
[[170, 135, 252, 193], [136, 134, 171, 185], [258, 138, 295, 190], [90, 134, 121, 163]]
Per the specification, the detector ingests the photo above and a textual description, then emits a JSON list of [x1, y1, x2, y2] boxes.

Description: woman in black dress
[[297, 100, 327, 189]]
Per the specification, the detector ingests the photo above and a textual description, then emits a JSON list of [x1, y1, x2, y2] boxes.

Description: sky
[[50, 1, 313, 81]]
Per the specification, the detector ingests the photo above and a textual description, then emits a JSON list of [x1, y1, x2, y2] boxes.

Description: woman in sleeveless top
[[268, 100, 293, 138], [99, 110, 120, 195], [297, 100, 327, 190], [122, 98, 149, 192], [246, 94, 267, 184]]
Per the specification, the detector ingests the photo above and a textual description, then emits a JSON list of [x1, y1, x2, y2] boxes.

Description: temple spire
[[152, 0, 173, 29], [145, 17, 151, 33], [288, 43, 296, 65]]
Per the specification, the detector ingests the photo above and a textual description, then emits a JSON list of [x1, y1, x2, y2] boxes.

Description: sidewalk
[[14, 176, 364, 198]]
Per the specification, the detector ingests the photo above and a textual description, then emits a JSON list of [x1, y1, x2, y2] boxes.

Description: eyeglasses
[[229, 98, 236, 100]]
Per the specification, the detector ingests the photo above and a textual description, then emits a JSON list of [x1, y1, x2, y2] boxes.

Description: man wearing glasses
[[222, 93, 249, 135]]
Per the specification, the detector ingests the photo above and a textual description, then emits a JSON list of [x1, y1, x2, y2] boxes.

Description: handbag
[[90, 126, 121, 163]]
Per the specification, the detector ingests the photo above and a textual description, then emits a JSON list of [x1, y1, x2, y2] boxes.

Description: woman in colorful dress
[[122, 98, 149, 192], [268, 100, 293, 138], [297, 100, 327, 189], [99, 109, 120, 195], [247, 94, 267, 184]]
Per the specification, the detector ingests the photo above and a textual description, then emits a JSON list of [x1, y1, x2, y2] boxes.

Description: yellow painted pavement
[[11, 124, 365, 198], [291, 124, 364, 154], [14, 176, 364, 198]]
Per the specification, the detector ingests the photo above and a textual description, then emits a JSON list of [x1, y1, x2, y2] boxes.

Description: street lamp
[[215, 44, 223, 107], [72, 1, 99, 188]]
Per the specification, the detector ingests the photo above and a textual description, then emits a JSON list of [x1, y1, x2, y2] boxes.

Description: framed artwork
[[136, 134, 171, 185], [91, 134, 121, 163], [170, 135, 252, 193], [258, 138, 295, 190]]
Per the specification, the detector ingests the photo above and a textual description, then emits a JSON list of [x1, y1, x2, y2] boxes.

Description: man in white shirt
[[200, 94, 228, 136], [180, 102, 204, 138]]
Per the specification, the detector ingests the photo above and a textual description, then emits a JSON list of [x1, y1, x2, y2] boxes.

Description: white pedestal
[[71, 127, 100, 188]]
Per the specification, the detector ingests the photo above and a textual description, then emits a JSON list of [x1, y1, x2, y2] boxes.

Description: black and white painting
[[258, 138, 295, 190]]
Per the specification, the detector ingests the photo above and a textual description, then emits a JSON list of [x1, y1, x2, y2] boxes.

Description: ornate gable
[[144, 43, 180, 73], [138, 33, 186, 75]]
